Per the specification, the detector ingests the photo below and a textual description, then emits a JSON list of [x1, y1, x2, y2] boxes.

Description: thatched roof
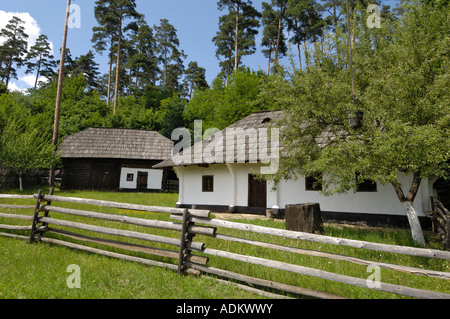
[[154, 110, 285, 168], [59, 128, 173, 161]]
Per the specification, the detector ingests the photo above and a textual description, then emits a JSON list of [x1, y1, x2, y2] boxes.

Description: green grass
[[0, 188, 449, 299]]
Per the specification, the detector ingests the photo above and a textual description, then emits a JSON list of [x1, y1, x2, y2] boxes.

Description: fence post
[[29, 189, 43, 243], [178, 208, 191, 275], [29, 189, 54, 243]]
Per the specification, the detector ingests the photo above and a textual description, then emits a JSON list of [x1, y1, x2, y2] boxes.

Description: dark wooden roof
[[154, 110, 285, 168], [59, 128, 173, 161]]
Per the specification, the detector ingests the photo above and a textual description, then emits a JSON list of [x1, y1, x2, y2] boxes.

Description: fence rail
[[1, 190, 450, 299]]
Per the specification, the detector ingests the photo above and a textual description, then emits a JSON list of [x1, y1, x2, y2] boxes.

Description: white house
[[154, 111, 436, 226]]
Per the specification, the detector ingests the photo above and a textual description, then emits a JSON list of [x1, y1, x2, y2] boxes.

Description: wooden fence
[[1, 190, 450, 299], [429, 197, 450, 250]]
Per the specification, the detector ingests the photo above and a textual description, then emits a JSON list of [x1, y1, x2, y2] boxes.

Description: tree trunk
[[106, 39, 114, 112], [274, 18, 282, 68], [164, 47, 167, 90], [333, 5, 341, 69], [402, 201, 426, 247], [5, 56, 13, 89], [303, 39, 309, 70], [234, 4, 240, 71], [19, 175, 23, 191], [113, 13, 123, 115], [267, 39, 273, 75], [391, 172, 426, 246], [297, 42, 302, 71], [34, 54, 42, 90]]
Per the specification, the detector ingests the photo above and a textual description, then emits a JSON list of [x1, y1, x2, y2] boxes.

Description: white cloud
[[20, 74, 49, 88], [7, 82, 27, 94]]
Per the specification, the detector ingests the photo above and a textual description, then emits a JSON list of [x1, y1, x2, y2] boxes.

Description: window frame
[[305, 175, 323, 192], [202, 175, 214, 193], [355, 174, 377, 192]]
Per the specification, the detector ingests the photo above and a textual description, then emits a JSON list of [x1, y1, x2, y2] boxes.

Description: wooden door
[[137, 171, 148, 190], [248, 174, 267, 208]]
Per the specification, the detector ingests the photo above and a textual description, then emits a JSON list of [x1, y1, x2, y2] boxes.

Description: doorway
[[248, 174, 267, 208], [137, 171, 148, 191]]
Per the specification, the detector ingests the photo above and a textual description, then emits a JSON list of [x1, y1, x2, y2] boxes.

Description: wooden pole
[[346, 0, 356, 107], [50, 0, 71, 187], [177, 209, 189, 275]]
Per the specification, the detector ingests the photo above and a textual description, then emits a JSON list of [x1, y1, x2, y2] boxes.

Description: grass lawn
[[0, 188, 449, 299]]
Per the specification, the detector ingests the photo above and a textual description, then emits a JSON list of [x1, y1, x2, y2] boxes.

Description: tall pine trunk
[[234, 4, 240, 71], [106, 37, 114, 112], [113, 13, 123, 115], [34, 57, 42, 90]]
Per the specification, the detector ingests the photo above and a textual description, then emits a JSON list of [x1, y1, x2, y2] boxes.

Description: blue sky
[[0, 0, 268, 91], [1, 0, 399, 92]]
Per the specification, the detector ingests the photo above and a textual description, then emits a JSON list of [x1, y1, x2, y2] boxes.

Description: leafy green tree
[[185, 69, 267, 130], [25, 34, 56, 89], [261, 0, 449, 246], [0, 94, 56, 191], [159, 93, 188, 138], [0, 16, 29, 88]]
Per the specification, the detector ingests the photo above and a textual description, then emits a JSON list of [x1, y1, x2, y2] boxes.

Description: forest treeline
[[0, 0, 448, 199], [0, 1, 399, 137]]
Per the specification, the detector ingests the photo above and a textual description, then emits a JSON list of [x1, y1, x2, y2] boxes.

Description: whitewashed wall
[[175, 163, 434, 216], [119, 168, 163, 190]]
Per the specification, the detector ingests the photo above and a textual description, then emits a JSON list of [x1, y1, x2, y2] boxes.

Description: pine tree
[[286, 0, 324, 69], [93, 0, 141, 114], [72, 51, 101, 91], [184, 61, 209, 99], [25, 34, 56, 89], [217, 0, 261, 72], [92, 3, 119, 109], [127, 18, 158, 94], [154, 19, 180, 90], [212, 12, 236, 84], [261, 2, 287, 74], [0, 16, 29, 88]]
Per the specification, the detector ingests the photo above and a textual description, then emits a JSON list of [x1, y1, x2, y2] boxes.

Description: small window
[[126, 173, 134, 182], [305, 176, 323, 191], [356, 174, 377, 192], [202, 175, 214, 192]]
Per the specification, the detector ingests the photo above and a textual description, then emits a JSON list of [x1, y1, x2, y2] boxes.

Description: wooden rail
[[1, 190, 450, 299]]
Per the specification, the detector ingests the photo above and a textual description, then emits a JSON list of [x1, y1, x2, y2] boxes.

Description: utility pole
[[49, 0, 71, 187]]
